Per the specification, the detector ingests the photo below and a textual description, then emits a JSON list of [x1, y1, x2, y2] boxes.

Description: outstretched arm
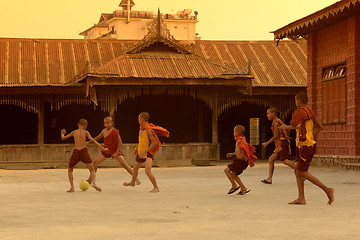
[[279, 123, 301, 131], [262, 122, 280, 148], [61, 129, 74, 141], [86, 131, 107, 152], [88, 130, 104, 144]]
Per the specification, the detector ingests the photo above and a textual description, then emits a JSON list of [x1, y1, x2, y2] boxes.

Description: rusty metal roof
[[273, 0, 360, 41], [0, 38, 307, 88]]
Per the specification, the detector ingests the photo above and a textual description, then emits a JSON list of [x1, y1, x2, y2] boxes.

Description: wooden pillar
[[212, 96, 218, 144], [260, 114, 267, 160], [37, 100, 44, 145]]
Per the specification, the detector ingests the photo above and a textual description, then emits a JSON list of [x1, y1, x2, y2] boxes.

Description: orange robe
[[272, 119, 291, 154], [290, 106, 316, 147], [234, 136, 257, 167], [140, 123, 170, 155]]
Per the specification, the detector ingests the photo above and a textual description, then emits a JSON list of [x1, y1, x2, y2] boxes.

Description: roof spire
[[119, 0, 135, 10], [157, 8, 161, 36]]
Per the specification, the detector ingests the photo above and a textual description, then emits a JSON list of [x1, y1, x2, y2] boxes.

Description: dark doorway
[[218, 103, 273, 160], [44, 103, 107, 144], [0, 105, 37, 144], [115, 95, 212, 144]]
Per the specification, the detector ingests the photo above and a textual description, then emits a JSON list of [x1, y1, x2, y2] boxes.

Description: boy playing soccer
[[280, 92, 334, 205], [225, 125, 257, 195], [124, 112, 169, 193], [261, 107, 295, 184], [86, 116, 140, 185], [61, 118, 107, 192]]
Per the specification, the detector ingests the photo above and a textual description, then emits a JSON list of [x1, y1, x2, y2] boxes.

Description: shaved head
[[234, 125, 245, 135], [139, 112, 150, 122]]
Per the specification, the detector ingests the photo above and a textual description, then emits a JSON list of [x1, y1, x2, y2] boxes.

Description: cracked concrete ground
[[0, 163, 359, 240]]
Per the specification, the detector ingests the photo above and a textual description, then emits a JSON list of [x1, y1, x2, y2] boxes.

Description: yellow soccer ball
[[79, 180, 90, 191]]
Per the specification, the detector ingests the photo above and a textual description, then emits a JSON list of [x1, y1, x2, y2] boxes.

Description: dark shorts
[[228, 158, 249, 176], [295, 144, 316, 171], [101, 151, 124, 158], [69, 148, 92, 168], [135, 152, 154, 163], [278, 140, 290, 162]]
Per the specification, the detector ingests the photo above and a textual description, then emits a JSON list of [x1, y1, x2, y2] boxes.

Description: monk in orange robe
[[124, 112, 169, 193], [280, 91, 334, 205], [87, 117, 140, 185], [261, 107, 295, 184], [225, 125, 257, 195]]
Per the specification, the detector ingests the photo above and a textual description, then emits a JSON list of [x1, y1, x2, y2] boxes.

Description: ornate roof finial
[[119, 0, 135, 10], [157, 8, 161, 36]]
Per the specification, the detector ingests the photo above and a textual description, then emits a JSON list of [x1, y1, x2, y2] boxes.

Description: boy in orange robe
[[225, 125, 257, 195], [280, 92, 334, 205], [86, 117, 140, 185], [124, 112, 169, 193], [261, 107, 295, 184]]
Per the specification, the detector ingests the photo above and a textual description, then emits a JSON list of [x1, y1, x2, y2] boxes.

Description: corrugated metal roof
[[0, 38, 307, 88], [83, 53, 249, 80]]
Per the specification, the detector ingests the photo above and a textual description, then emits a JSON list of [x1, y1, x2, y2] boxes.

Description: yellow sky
[[0, 0, 338, 40]]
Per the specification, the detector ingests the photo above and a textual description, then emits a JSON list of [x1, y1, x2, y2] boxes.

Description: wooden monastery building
[[0, 1, 307, 168], [273, 0, 360, 169]]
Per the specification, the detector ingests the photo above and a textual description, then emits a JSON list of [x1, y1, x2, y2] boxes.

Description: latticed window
[[322, 64, 346, 124], [249, 118, 260, 146]]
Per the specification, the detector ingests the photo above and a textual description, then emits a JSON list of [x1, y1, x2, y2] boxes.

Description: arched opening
[[44, 103, 108, 144], [218, 103, 273, 160], [115, 95, 212, 144], [0, 105, 37, 144]]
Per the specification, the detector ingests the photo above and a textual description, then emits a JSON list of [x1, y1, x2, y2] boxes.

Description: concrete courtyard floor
[[0, 162, 359, 240]]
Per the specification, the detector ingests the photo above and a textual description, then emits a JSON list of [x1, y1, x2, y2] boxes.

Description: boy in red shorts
[[225, 125, 257, 195], [124, 112, 169, 193], [261, 107, 295, 184], [61, 118, 107, 192], [86, 117, 140, 185], [280, 92, 334, 205]]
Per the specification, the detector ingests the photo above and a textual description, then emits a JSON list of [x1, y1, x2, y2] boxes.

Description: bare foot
[[67, 188, 74, 193], [92, 184, 102, 192], [288, 198, 306, 205], [149, 187, 160, 193], [123, 181, 135, 187], [135, 178, 141, 185], [86, 178, 92, 184], [327, 188, 335, 205]]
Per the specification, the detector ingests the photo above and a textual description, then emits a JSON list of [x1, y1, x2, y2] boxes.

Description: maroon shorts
[[69, 148, 92, 168], [101, 151, 124, 158], [278, 139, 290, 162], [295, 144, 316, 171], [135, 153, 154, 163], [228, 158, 249, 176]]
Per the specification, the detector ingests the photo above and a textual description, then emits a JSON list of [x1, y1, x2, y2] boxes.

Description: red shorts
[[69, 148, 92, 168], [135, 153, 154, 163], [101, 151, 124, 158], [295, 144, 316, 171], [228, 158, 248, 176], [278, 139, 290, 162]]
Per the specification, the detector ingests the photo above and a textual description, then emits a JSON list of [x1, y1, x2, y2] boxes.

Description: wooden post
[[212, 96, 218, 144], [37, 100, 44, 145], [260, 114, 267, 160]]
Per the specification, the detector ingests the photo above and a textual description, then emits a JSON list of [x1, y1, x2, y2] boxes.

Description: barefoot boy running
[[261, 107, 295, 184], [61, 118, 107, 192], [225, 125, 257, 195], [86, 117, 140, 185], [280, 92, 334, 205], [124, 112, 169, 193]]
